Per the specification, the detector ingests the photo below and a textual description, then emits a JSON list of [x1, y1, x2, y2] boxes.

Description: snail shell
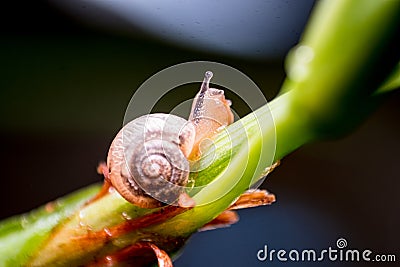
[[107, 113, 195, 208]]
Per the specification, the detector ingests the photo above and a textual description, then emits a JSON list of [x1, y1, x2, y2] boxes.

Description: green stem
[[0, 185, 100, 267], [1, 0, 400, 266], [283, 0, 400, 136]]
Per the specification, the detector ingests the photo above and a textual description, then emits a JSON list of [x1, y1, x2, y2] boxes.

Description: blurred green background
[[0, 1, 399, 266]]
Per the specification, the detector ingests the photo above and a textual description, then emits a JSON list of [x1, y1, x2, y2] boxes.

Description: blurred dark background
[[0, 1, 399, 266]]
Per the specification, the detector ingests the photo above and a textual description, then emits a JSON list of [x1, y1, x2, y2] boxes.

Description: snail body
[[107, 71, 234, 208]]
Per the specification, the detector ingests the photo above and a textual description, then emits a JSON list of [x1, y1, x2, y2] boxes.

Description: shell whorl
[[107, 113, 195, 208]]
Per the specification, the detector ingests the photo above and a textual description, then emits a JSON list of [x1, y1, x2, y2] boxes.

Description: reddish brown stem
[[86, 242, 173, 267]]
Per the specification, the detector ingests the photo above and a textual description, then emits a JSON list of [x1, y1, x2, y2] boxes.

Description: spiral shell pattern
[[107, 113, 195, 208]]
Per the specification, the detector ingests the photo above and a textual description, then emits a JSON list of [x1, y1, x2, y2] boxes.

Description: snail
[[107, 71, 234, 208]]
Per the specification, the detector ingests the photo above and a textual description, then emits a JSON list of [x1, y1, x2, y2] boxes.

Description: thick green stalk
[[0, 185, 100, 266], [1, 0, 399, 266], [283, 0, 400, 136]]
